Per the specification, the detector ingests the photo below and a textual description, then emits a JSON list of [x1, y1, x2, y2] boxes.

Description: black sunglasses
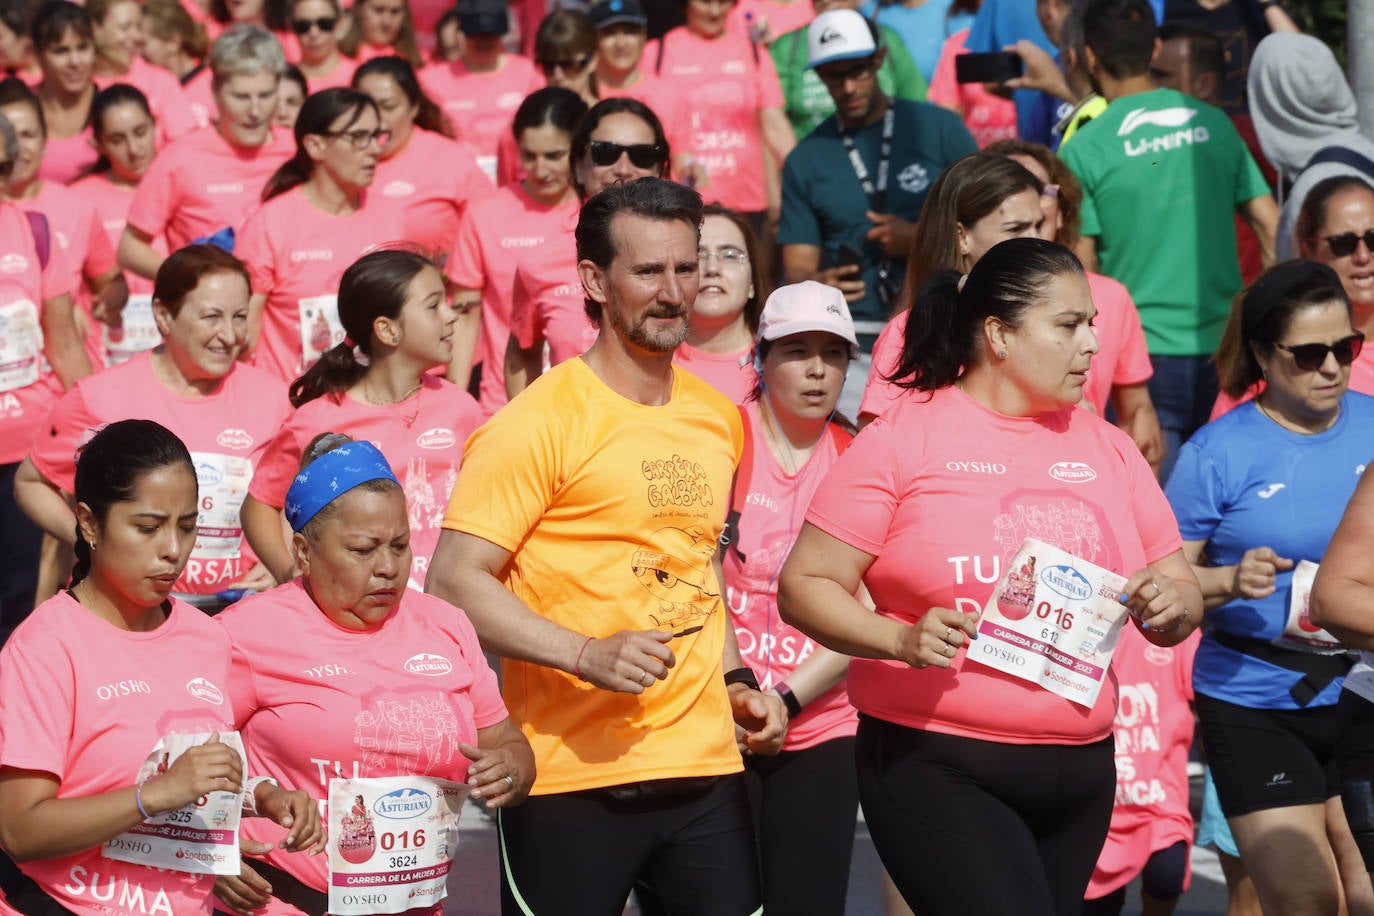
[[538, 52, 594, 76], [1311, 229, 1374, 258], [1273, 332, 1365, 371], [291, 15, 337, 33], [587, 140, 665, 169]]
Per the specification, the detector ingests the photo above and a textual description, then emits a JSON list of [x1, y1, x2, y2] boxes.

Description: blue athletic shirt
[[1166, 393, 1374, 709]]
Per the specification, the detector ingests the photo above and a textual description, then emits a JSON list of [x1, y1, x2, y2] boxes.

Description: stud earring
[[997, 350, 1008, 359]]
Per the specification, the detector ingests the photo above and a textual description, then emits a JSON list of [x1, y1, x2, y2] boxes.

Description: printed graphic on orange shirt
[[632, 525, 720, 631], [642, 454, 716, 514]]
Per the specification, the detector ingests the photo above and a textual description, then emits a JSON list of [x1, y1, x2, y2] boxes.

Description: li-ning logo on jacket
[[1118, 107, 1210, 158], [1117, 107, 1198, 136]]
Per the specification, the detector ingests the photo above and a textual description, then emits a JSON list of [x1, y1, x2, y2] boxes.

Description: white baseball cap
[[807, 9, 878, 71], [758, 281, 860, 357]]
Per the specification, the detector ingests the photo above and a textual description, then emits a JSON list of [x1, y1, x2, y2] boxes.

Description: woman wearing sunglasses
[[286, 0, 356, 91], [1164, 260, 1374, 916], [238, 87, 406, 382]]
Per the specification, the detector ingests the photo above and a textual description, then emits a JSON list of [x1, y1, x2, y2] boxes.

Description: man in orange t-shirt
[[429, 178, 785, 916]]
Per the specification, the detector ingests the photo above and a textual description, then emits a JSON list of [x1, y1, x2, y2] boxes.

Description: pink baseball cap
[[757, 281, 860, 357]]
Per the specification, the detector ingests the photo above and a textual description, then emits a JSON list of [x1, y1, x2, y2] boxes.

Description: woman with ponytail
[[0, 419, 322, 915], [17, 244, 290, 610], [238, 86, 407, 382], [241, 248, 479, 589], [780, 237, 1202, 916], [352, 55, 491, 260]]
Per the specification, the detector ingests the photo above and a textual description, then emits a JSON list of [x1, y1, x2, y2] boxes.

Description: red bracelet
[[573, 636, 595, 681]]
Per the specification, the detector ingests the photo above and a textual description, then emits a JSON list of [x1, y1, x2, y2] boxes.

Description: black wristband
[[724, 667, 760, 691], [774, 681, 804, 720]]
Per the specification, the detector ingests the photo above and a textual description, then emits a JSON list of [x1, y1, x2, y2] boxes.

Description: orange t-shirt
[[442, 358, 746, 794]]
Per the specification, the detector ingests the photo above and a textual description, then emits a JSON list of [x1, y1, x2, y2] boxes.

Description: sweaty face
[[296, 485, 411, 631], [584, 213, 700, 354], [994, 271, 1099, 413]]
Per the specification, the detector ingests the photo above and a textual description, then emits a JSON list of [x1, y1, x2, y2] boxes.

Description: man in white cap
[[777, 7, 975, 417]]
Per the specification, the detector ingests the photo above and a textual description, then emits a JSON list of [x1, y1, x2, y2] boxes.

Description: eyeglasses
[[291, 15, 337, 33], [538, 52, 594, 76], [587, 140, 665, 169], [1273, 332, 1365, 371], [698, 245, 748, 266], [1310, 230, 1374, 258], [815, 59, 879, 88], [323, 127, 391, 148]]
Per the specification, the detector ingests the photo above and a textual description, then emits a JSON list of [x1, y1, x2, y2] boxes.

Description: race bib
[[299, 294, 344, 369], [971, 538, 1131, 707], [101, 731, 243, 875], [327, 776, 467, 915], [0, 298, 42, 392], [190, 452, 252, 560], [1274, 560, 1345, 653], [103, 295, 161, 365]]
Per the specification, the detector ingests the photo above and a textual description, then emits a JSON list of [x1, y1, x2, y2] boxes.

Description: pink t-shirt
[[98, 56, 200, 147], [806, 385, 1182, 744], [370, 128, 493, 264], [926, 30, 1019, 149], [126, 125, 295, 251], [730, 0, 815, 41], [417, 55, 541, 183], [29, 180, 120, 369], [725, 401, 856, 751], [508, 219, 593, 368], [38, 129, 97, 185], [247, 376, 481, 586], [859, 271, 1153, 421], [1088, 626, 1198, 899], [653, 27, 785, 213], [1211, 349, 1374, 418], [30, 351, 290, 593], [445, 184, 579, 416], [237, 186, 409, 382], [673, 343, 755, 404], [69, 172, 160, 298], [218, 583, 507, 908], [0, 594, 234, 916], [303, 54, 359, 92], [0, 202, 73, 464]]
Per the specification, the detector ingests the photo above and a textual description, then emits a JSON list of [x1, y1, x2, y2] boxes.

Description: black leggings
[[1080, 840, 1190, 916], [856, 715, 1115, 916], [743, 736, 858, 916], [1338, 690, 1374, 872], [498, 774, 760, 916]]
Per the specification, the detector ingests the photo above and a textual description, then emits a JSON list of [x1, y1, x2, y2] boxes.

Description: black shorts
[[1196, 692, 1346, 817]]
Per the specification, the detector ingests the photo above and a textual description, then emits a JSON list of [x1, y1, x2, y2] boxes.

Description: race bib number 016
[[327, 776, 467, 915], [101, 731, 244, 875], [970, 538, 1130, 707]]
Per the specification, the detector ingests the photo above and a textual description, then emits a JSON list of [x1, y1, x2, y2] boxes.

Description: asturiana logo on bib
[[217, 428, 254, 450], [195, 460, 224, 488], [417, 428, 456, 450], [186, 677, 224, 705], [404, 653, 453, 676], [1040, 564, 1092, 601], [373, 787, 432, 819], [1048, 461, 1096, 483]]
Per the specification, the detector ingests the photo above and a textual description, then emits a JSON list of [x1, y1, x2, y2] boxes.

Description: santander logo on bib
[[417, 428, 456, 450], [217, 428, 254, 450], [404, 653, 453, 676], [1048, 461, 1097, 483], [186, 677, 225, 705]]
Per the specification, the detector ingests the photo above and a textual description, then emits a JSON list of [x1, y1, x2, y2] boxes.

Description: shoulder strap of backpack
[[23, 210, 50, 270], [720, 404, 754, 560], [1303, 146, 1374, 183]]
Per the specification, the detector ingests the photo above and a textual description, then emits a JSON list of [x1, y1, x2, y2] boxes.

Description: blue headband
[[284, 440, 399, 533]]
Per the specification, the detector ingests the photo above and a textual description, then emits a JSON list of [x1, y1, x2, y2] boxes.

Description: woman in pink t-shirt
[[273, 63, 306, 127], [285, 0, 356, 91], [214, 435, 531, 916], [352, 55, 491, 262], [17, 244, 291, 607], [673, 204, 766, 404], [780, 238, 1202, 916], [240, 87, 408, 381], [29, 2, 99, 184], [338, 0, 422, 68], [140, 0, 210, 96], [727, 280, 860, 915], [88, 0, 199, 145], [859, 150, 1163, 471], [242, 249, 479, 590], [0, 419, 321, 916]]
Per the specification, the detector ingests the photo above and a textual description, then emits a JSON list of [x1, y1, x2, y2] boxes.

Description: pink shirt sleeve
[[805, 418, 902, 557], [125, 149, 177, 238], [1118, 425, 1182, 562], [38, 215, 75, 300], [1112, 297, 1153, 387], [29, 382, 98, 493], [247, 417, 309, 507], [236, 205, 278, 304], [446, 206, 487, 289], [755, 40, 785, 110], [926, 32, 964, 109], [857, 313, 906, 421], [0, 626, 73, 775], [82, 203, 117, 278]]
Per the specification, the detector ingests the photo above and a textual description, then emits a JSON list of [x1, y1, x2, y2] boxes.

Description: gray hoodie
[[1249, 32, 1374, 259]]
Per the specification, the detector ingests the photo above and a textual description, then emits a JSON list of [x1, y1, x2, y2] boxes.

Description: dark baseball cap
[[457, 0, 508, 36], [589, 0, 647, 29]]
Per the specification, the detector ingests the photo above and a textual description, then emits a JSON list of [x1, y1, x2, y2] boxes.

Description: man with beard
[[428, 177, 786, 916]]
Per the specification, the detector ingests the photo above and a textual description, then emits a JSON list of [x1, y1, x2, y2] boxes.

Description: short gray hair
[[210, 24, 287, 89], [0, 112, 16, 164]]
